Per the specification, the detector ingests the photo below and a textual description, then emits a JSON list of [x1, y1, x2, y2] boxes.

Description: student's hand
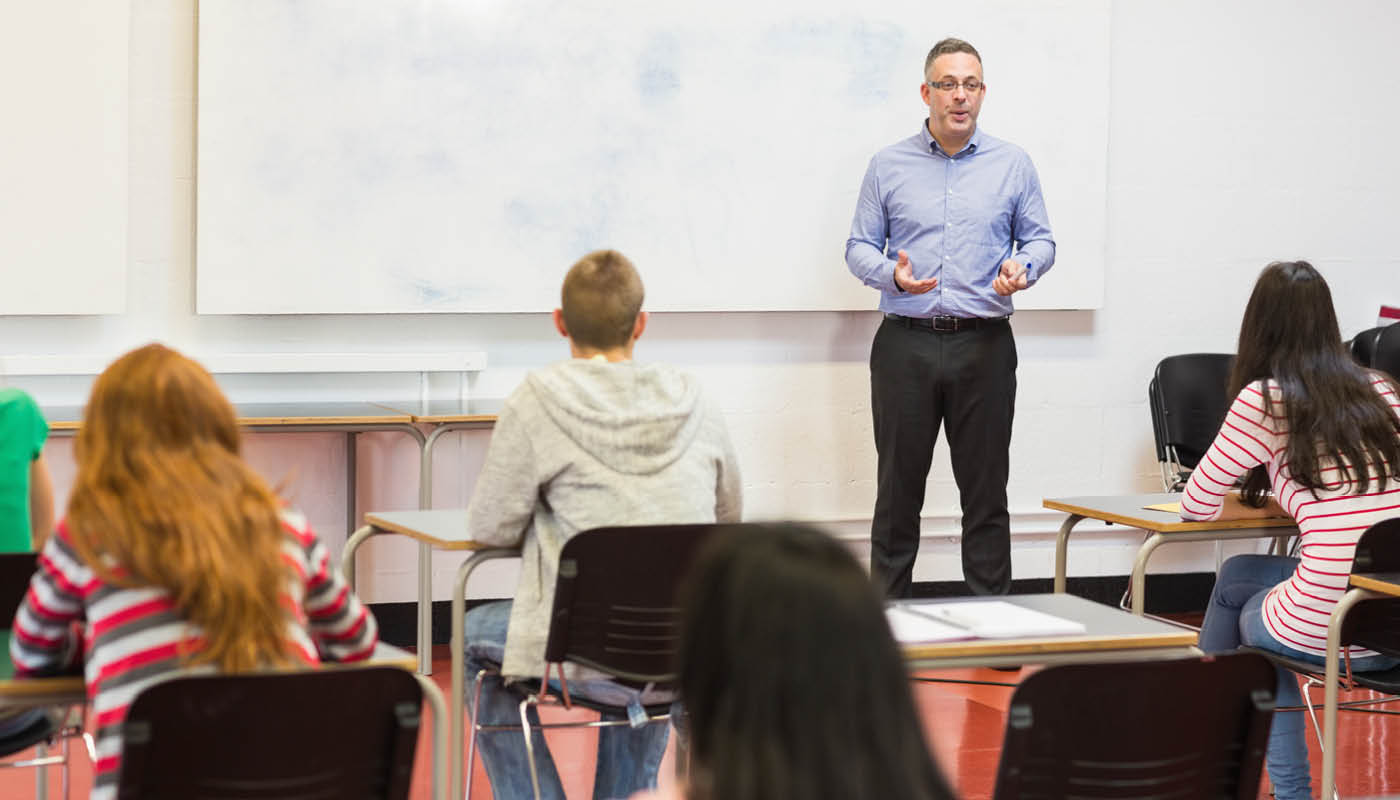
[[893, 250, 937, 294], [1217, 492, 1289, 520], [993, 259, 1029, 296]]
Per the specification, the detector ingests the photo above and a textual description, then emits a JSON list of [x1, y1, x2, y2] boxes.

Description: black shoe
[[991, 664, 1022, 672]]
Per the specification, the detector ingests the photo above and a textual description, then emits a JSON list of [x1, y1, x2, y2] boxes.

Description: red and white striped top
[[9, 508, 377, 799], [1181, 374, 1400, 658]]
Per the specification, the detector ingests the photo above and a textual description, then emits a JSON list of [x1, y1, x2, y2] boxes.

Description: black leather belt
[[884, 313, 1009, 332]]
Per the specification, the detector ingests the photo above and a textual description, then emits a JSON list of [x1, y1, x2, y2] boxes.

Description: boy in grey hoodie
[[463, 249, 742, 800]]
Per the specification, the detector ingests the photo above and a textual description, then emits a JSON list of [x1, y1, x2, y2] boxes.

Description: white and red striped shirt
[[1181, 374, 1400, 658], [9, 508, 377, 799]]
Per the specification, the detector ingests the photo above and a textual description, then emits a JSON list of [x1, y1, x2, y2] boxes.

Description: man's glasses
[[927, 79, 983, 93]]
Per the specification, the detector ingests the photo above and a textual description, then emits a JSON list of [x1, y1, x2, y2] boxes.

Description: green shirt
[[0, 389, 47, 552]]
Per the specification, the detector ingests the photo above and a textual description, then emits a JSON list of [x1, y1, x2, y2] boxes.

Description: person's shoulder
[[0, 388, 42, 418], [276, 506, 318, 549]]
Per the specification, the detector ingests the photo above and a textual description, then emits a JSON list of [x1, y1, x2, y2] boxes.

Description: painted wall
[[4, 0, 1399, 603]]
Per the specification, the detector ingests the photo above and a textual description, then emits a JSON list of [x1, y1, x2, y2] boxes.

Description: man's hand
[[893, 250, 937, 294], [993, 259, 1029, 296]]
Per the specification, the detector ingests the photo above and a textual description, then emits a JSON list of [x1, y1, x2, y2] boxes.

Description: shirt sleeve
[[1009, 154, 1056, 286], [301, 529, 377, 662], [844, 155, 900, 294], [711, 407, 743, 524], [464, 401, 538, 547], [17, 392, 47, 460], [11, 525, 85, 677], [1180, 382, 1281, 521]]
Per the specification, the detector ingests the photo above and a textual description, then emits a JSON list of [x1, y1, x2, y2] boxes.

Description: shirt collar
[[920, 118, 981, 158]]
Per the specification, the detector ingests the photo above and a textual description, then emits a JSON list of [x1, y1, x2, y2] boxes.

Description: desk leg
[[414, 673, 448, 800], [346, 432, 358, 532], [419, 541, 433, 675], [451, 549, 522, 800], [34, 742, 46, 800], [1321, 588, 1374, 800], [1130, 533, 1167, 615], [1053, 513, 1085, 594], [341, 525, 378, 589]]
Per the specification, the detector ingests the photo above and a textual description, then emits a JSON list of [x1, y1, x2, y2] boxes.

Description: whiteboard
[[196, 0, 1107, 314], [0, 1, 129, 315]]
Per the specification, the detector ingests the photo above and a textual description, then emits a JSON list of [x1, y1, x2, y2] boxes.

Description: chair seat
[[489, 663, 676, 718], [0, 710, 55, 758], [1242, 647, 1400, 695]]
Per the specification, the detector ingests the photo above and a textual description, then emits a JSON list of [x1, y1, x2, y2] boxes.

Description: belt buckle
[[931, 316, 957, 332]]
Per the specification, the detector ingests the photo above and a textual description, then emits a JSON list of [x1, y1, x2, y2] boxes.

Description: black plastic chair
[[116, 666, 421, 799], [463, 523, 726, 800], [1347, 325, 1388, 368], [1373, 323, 1400, 381], [1150, 353, 1235, 491], [1242, 517, 1400, 798], [991, 653, 1275, 800]]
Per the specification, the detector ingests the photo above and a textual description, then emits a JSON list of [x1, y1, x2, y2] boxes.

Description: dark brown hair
[[560, 249, 645, 350], [924, 37, 981, 76], [677, 523, 956, 800], [1230, 261, 1400, 504]]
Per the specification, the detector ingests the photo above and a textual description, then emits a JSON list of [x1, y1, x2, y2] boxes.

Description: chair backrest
[[1154, 353, 1235, 475], [1349, 324, 1389, 368], [992, 653, 1275, 800], [543, 523, 726, 685], [0, 552, 37, 620], [116, 666, 421, 799], [1342, 517, 1400, 656], [1373, 323, 1400, 382]]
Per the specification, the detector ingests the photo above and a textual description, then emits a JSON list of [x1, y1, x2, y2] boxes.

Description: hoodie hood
[[524, 359, 704, 475]]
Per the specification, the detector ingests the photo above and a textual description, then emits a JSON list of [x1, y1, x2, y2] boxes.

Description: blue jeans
[[463, 601, 672, 800], [1198, 554, 1399, 800]]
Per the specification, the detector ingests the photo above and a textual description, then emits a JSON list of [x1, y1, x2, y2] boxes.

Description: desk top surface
[[0, 638, 417, 699], [897, 593, 1198, 662], [374, 397, 504, 423], [1351, 572, 1400, 596], [1043, 493, 1296, 533], [45, 402, 418, 431], [364, 509, 492, 550]]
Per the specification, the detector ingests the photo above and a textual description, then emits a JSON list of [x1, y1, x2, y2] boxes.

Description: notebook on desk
[[890, 600, 1087, 642]]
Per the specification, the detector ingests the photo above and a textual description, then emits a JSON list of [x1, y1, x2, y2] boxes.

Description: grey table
[[896, 592, 1201, 669], [1044, 493, 1296, 614]]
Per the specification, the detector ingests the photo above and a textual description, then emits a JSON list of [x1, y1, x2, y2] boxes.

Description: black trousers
[[869, 315, 1017, 598]]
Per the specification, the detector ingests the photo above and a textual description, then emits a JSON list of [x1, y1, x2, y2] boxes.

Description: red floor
[[3, 648, 1398, 799]]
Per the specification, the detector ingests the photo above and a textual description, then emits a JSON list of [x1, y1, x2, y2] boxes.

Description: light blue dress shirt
[[845, 122, 1056, 319]]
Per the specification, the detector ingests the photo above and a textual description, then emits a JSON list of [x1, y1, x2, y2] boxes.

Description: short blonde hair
[[560, 249, 645, 350]]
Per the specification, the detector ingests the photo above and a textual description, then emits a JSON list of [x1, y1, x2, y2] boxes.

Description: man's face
[[921, 52, 985, 144]]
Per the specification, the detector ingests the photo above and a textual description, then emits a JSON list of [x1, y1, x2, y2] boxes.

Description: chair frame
[[451, 524, 724, 800]]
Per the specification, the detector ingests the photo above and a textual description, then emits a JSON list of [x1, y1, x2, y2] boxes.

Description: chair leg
[[519, 696, 543, 800], [465, 669, 487, 800]]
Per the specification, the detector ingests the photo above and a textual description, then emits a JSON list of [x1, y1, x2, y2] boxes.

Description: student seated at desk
[[463, 249, 742, 800], [8, 344, 377, 800], [1180, 261, 1400, 800], [0, 387, 55, 550], [632, 523, 956, 800]]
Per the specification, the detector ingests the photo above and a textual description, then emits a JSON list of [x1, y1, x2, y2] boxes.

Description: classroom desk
[[375, 398, 503, 507], [0, 642, 447, 800], [343, 510, 496, 678], [44, 402, 426, 533], [1320, 571, 1400, 800], [896, 593, 1200, 670], [1043, 494, 1296, 614]]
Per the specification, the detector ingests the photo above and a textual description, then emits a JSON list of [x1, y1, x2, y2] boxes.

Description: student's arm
[[713, 411, 743, 524], [29, 454, 55, 549], [465, 406, 538, 546], [1180, 382, 1283, 522], [11, 526, 85, 677], [301, 530, 377, 662]]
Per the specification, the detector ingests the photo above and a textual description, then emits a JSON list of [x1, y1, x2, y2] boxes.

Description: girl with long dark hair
[[633, 523, 957, 800], [1181, 261, 1400, 799]]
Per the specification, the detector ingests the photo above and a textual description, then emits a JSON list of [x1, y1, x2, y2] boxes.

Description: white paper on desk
[[885, 607, 974, 643], [904, 601, 1087, 639]]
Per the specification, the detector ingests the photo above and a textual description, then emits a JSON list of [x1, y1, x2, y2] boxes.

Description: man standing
[[846, 38, 1055, 598]]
